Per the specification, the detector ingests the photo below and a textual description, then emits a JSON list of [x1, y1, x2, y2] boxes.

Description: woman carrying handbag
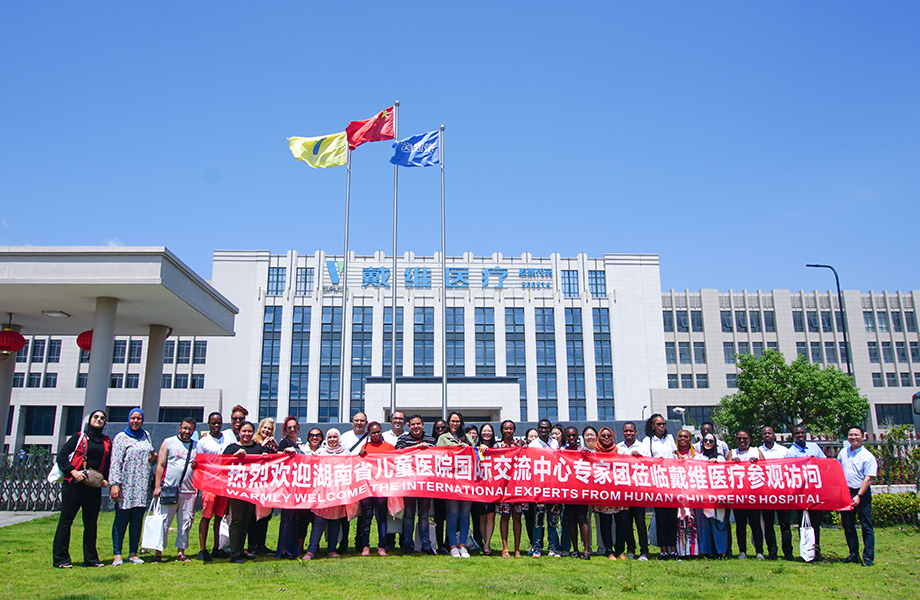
[[52, 410, 111, 568]]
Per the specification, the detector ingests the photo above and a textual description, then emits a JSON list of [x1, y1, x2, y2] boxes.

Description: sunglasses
[[703, 439, 715, 444], [308, 433, 322, 437]]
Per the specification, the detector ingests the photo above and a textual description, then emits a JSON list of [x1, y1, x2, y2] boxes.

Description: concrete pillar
[[83, 297, 118, 420], [0, 323, 22, 452], [142, 325, 169, 421]]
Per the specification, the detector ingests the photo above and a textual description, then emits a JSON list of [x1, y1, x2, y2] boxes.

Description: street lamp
[[672, 406, 687, 428], [641, 405, 648, 421], [805, 264, 853, 379]]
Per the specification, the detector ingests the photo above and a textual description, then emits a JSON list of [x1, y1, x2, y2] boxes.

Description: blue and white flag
[[389, 130, 440, 167]]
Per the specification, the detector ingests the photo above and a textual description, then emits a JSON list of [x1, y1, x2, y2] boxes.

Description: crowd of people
[[51, 407, 878, 569]]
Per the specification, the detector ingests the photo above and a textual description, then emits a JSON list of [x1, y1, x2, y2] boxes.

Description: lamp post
[[805, 264, 853, 379]]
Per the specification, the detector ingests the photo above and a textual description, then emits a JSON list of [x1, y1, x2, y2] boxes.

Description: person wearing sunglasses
[[695, 433, 728, 558], [276, 417, 306, 559], [396, 415, 436, 555], [729, 430, 765, 559]]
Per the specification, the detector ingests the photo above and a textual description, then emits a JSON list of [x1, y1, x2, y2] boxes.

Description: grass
[[1, 512, 918, 600]]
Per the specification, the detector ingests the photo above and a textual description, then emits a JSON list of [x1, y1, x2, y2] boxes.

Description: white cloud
[[106, 237, 123, 247]]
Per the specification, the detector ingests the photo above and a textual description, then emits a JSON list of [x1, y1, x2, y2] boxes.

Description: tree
[[712, 349, 869, 438]]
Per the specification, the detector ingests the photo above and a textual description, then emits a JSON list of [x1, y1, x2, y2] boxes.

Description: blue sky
[[2, 2, 917, 293]]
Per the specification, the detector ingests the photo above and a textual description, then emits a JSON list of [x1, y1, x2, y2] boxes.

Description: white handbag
[[141, 499, 166, 552], [799, 511, 816, 562]]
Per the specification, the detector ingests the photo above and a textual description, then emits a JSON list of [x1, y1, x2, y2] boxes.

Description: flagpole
[[390, 101, 399, 420], [439, 125, 447, 422], [339, 147, 352, 423]]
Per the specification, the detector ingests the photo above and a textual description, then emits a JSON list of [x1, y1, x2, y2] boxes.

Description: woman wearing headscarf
[[674, 429, 699, 558], [695, 432, 728, 559], [52, 410, 111, 568], [437, 411, 475, 558], [302, 428, 349, 559], [109, 408, 156, 566], [594, 427, 625, 560]]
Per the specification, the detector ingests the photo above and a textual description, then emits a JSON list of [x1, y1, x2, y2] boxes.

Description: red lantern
[[0, 328, 26, 360], [77, 329, 93, 353]]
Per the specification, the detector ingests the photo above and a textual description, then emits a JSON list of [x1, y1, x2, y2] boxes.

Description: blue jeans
[[358, 496, 388, 550], [306, 515, 341, 556], [842, 488, 874, 562], [402, 497, 431, 551], [531, 504, 561, 554], [445, 499, 471, 548], [112, 506, 145, 556], [695, 509, 728, 556]]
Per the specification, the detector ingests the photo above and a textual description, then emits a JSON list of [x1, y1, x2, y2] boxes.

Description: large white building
[[4, 248, 918, 452]]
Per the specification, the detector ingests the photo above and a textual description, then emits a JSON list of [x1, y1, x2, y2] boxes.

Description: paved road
[[0, 511, 55, 528]]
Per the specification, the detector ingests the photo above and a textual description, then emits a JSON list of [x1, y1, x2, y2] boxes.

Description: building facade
[[5, 249, 919, 452]]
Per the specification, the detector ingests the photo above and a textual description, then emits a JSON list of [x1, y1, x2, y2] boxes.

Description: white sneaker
[[755, 553, 764, 560], [128, 557, 144, 564], [459, 547, 470, 558], [738, 552, 748, 559], [450, 548, 461, 558], [638, 555, 649, 562]]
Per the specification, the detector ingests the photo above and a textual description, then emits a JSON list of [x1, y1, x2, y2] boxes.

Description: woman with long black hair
[[643, 413, 678, 559], [437, 411, 475, 558], [52, 410, 111, 568]]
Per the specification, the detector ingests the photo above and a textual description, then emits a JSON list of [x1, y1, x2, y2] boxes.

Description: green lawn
[[1, 512, 918, 600]]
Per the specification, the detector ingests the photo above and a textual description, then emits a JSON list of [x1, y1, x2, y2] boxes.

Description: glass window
[[31, 339, 46, 363], [174, 374, 189, 389], [665, 342, 676, 364], [872, 373, 883, 387], [891, 312, 903, 332], [588, 270, 606, 296], [161, 374, 172, 389], [767, 341, 778, 352], [662, 311, 674, 333], [863, 311, 876, 333], [721, 311, 733, 333], [678, 342, 691, 364], [667, 374, 678, 389], [875, 404, 913, 426], [896, 342, 908, 363], [128, 340, 143, 364], [835, 311, 846, 333], [296, 267, 314, 295], [125, 373, 139, 389], [561, 270, 579, 298], [696, 374, 709, 389], [910, 341, 919, 362], [882, 342, 894, 363], [47, 340, 62, 363], [726, 373, 737, 388], [176, 340, 191, 364], [110, 374, 123, 388], [820, 311, 834, 332], [792, 311, 804, 332], [723, 342, 735, 364], [906, 312, 917, 333], [764, 311, 775, 333], [691, 310, 704, 332], [810, 342, 823, 364], [107, 407, 132, 422], [825, 342, 838, 364], [886, 373, 897, 387], [159, 408, 204, 423], [267, 267, 286, 296], [191, 374, 205, 389], [868, 342, 879, 363], [737, 342, 749, 356], [163, 340, 175, 364], [27, 373, 41, 388], [79, 349, 90, 364], [916, 373, 920, 386], [12, 372, 24, 387], [877, 312, 890, 333], [749, 312, 762, 333], [900, 373, 911, 387], [193, 341, 207, 364], [43, 373, 57, 388], [796, 342, 807, 358], [807, 311, 819, 333], [693, 342, 706, 364], [76, 373, 87, 388], [735, 311, 748, 332], [23, 406, 55, 436], [839, 342, 849, 364], [752, 342, 764, 357], [676, 311, 689, 333], [680, 374, 693, 389], [112, 340, 126, 364], [16, 339, 28, 363]]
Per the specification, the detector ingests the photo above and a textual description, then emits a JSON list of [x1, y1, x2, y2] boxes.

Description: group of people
[[51, 407, 878, 569]]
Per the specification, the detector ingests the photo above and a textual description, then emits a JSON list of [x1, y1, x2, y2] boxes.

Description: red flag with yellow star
[[346, 106, 395, 150]]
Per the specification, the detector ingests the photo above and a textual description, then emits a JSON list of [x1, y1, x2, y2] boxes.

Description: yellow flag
[[288, 132, 348, 168]]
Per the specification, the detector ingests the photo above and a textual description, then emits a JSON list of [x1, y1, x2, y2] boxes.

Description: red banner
[[193, 447, 851, 511]]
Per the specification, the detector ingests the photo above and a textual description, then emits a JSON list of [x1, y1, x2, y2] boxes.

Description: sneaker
[[196, 550, 213, 563], [378, 548, 388, 557], [450, 548, 462, 558], [459, 547, 470, 558], [533, 551, 541, 558], [111, 559, 123, 566], [230, 557, 245, 564], [548, 551, 561, 558], [756, 553, 765, 560], [212, 549, 229, 559], [842, 555, 860, 564], [738, 552, 748, 559], [327, 552, 341, 559], [301, 553, 314, 561], [638, 554, 649, 562], [423, 548, 437, 556], [127, 557, 144, 565]]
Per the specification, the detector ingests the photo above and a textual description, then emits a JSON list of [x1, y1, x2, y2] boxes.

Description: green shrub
[[870, 492, 920, 527]]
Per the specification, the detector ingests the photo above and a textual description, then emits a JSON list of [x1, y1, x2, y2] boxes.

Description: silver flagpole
[[339, 147, 352, 423], [390, 101, 399, 419], [439, 125, 447, 421]]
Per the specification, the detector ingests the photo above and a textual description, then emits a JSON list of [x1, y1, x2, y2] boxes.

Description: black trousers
[[761, 509, 792, 559], [654, 507, 678, 548], [53, 481, 102, 567], [733, 508, 764, 554], [228, 499, 255, 560]]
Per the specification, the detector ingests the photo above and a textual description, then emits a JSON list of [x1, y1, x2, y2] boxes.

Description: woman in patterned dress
[[109, 408, 156, 566]]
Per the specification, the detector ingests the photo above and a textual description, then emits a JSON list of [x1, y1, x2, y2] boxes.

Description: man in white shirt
[[195, 412, 232, 562], [615, 421, 650, 561], [837, 426, 877, 566], [758, 426, 791, 560], [153, 418, 198, 563], [785, 423, 828, 561], [383, 411, 406, 446], [340, 412, 368, 453]]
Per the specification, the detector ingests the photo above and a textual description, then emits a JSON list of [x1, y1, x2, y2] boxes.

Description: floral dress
[[109, 431, 155, 510]]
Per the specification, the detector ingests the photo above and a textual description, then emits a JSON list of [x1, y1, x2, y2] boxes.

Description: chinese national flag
[[346, 106, 395, 150]]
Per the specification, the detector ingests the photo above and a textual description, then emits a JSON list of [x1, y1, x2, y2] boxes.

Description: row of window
[[11, 406, 206, 437], [18, 339, 207, 366], [864, 311, 918, 334], [14, 339, 62, 364], [868, 341, 920, 364], [872, 372, 920, 388], [667, 373, 710, 389]]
